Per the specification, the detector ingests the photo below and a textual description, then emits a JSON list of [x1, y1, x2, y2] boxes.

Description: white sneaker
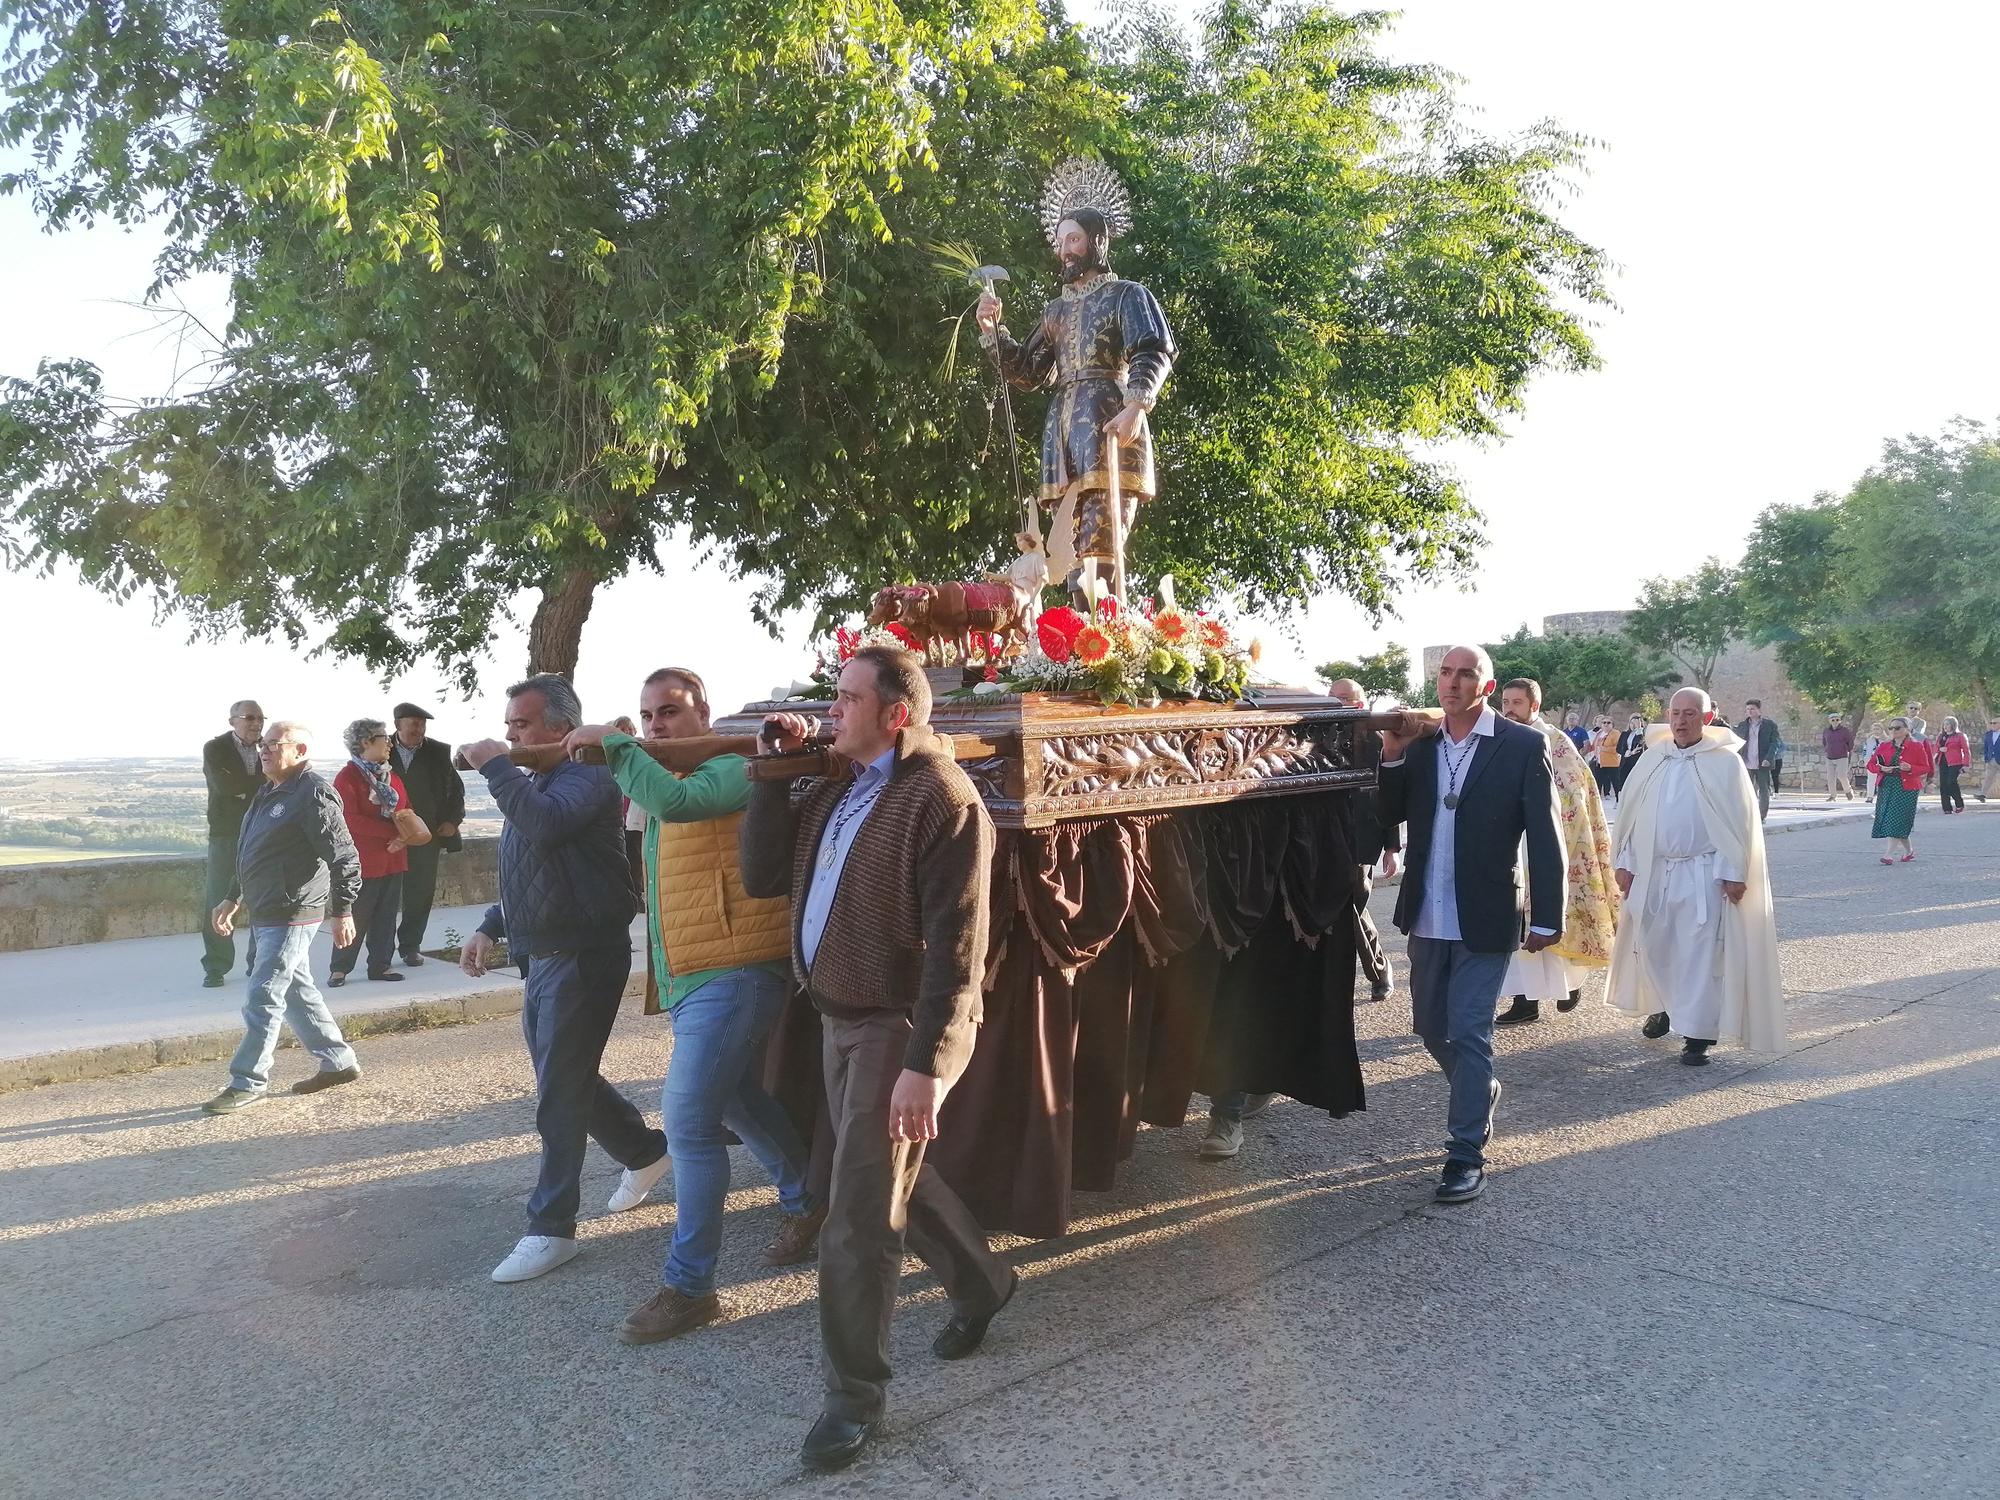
[[606, 1155, 672, 1213], [491, 1234, 581, 1283]]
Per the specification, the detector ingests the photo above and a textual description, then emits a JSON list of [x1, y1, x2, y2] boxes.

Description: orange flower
[[1152, 609, 1190, 644], [1196, 617, 1229, 650], [1074, 624, 1114, 665]]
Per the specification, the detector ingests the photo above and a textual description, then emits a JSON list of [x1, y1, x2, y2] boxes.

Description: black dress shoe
[[1495, 996, 1540, 1026], [932, 1267, 1020, 1360], [366, 969, 406, 982], [201, 975, 226, 989], [1557, 989, 1582, 1013], [1436, 1162, 1486, 1203], [400, 953, 426, 968], [800, 1412, 875, 1473], [1641, 1011, 1671, 1039], [1681, 1038, 1714, 1067]]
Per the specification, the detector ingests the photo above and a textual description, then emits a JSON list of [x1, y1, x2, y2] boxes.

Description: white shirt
[[1409, 708, 1495, 942]]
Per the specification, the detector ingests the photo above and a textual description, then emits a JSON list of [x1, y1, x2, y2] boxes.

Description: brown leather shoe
[[616, 1287, 722, 1345], [761, 1205, 828, 1267]]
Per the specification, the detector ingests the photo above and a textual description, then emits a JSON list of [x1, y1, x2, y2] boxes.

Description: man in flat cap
[[390, 702, 466, 966]]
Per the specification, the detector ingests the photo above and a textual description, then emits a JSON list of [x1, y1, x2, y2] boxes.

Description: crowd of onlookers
[[1547, 697, 1993, 818], [200, 700, 466, 996]]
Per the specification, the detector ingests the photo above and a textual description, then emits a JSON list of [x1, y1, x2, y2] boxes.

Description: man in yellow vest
[[565, 667, 821, 1343]]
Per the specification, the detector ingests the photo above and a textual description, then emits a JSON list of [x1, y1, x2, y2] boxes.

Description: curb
[[0, 972, 644, 1095]]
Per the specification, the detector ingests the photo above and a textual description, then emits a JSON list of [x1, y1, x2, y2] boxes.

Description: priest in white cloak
[[1495, 679, 1621, 1025], [1605, 688, 1785, 1064]]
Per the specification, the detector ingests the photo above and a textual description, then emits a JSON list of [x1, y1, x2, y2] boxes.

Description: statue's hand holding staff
[[975, 290, 1001, 332], [1103, 402, 1144, 443]]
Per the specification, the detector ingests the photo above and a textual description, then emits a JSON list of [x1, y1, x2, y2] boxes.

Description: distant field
[[0, 845, 170, 867]]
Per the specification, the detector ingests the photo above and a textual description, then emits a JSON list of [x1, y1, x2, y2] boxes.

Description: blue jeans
[[521, 944, 666, 1239], [228, 922, 358, 1092], [661, 966, 813, 1295], [1407, 937, 1510, 1169]]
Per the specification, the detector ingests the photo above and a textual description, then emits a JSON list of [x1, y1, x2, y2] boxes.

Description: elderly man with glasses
[[203, 721, 365, 1113], [200, 699, 266, 987]]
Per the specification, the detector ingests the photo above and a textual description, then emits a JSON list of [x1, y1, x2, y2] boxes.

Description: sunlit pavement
[[2, 813, 1995, 1498]]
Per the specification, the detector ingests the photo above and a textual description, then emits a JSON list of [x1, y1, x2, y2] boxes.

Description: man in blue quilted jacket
[[459, 673, 665, 1285]]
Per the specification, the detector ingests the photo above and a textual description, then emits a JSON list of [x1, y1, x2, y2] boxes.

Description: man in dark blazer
[[1379, 646, 1566, 1204], [201, 699, 266, 986], [390, 702, 466, 967]]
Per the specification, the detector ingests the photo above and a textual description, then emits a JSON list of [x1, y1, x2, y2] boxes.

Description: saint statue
[[976, 159, 1177, 606]]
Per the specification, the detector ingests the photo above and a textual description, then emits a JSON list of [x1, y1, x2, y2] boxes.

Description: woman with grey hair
[[1866, 717, 1932, 863], [330, 717, 412, 984]]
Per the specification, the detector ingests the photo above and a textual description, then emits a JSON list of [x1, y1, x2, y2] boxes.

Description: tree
[[1624, 559, 1744, 694], [1836, 419, 2000, 721], [1738, 499, 1883, 727], [1, 1, 1609, 684], [1315, 643, 1412, 698], [1486, 626, 1676, 717]]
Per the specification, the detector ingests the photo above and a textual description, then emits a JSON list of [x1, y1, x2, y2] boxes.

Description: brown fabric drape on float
[[763, 791, 1368, 1240]]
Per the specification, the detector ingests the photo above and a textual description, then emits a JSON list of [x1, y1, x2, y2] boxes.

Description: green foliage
[[1315, 643, 1412, 697], [1, 0, 1607, 683], [1738, 499, 1882, 724], [1624, 559, 1744, 694], [0, 816, 203, 853], [1486, 625, 1677, 715], [1833, 419, 2000, 715]]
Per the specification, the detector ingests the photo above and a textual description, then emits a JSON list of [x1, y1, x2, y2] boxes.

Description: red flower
[[1196, 616, 1229, 650], [984, 662, 999, 682], [834, 626, 862, 663], [884, 622, 920, 651], [1036, 606, 1086, 662], [1151, 609, 1190, 645], [1097, 596, 1120, 621]]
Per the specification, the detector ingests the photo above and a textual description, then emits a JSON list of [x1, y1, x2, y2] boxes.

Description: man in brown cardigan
[[744, 645, 1018, 1474]]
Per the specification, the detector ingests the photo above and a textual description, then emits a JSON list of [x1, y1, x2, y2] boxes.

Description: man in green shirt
[[564, 667, 820, 1344]]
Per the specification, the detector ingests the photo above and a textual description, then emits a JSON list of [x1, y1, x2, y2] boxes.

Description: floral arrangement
[[779, 578, 1255, 709], [1003, 585, 1254, 707]]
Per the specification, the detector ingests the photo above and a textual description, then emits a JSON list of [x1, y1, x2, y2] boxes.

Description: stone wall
[[0, 838, 500, 953]]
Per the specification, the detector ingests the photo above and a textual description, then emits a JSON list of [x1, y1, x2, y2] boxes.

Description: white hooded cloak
[[1604, 724, 1785, 1051]]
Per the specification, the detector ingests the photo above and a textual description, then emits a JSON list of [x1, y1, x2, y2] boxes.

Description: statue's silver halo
[[1040, 157, 1134, 249]]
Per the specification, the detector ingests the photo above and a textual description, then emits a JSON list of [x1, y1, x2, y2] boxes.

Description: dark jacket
[[1822, 724, 1855, 760], [1349, 725, 1400, 866], [202, 731, 264, 839], [1617, 728, 1648, 769], [740, 724, 992, 1081], [1378, 713, 1565, 953], [476, 757, 635, 958], [229, 768, 362, 925], [392, 735, 466, 851], [1736, 717, 1780, 769]]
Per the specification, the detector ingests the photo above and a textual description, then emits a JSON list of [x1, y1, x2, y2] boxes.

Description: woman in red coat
[[330, 718, 411, 984], [1936, 716, 1972, 813]]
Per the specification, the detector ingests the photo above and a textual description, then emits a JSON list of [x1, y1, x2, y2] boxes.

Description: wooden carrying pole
[[456, 734, 847, 783]]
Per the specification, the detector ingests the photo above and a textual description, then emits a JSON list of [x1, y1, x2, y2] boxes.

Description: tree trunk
[[526, 564, 599, 679]]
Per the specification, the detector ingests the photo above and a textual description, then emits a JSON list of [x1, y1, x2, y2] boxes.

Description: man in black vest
[[389, 702, 466, 967], [200, 700, 266, 986], [1379, 646, 1566, 1204]]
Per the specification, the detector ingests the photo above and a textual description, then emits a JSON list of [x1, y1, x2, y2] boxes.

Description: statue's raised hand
[[976, 290, 1002, 332]]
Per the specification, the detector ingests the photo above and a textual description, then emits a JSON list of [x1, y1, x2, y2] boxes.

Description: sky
[[4, 0, 1998, 756]]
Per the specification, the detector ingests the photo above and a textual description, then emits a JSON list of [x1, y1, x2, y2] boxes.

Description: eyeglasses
[[257, 739, 298, 753]]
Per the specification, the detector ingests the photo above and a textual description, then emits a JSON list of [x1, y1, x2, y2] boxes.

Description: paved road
[[3, 812, 1995, 1499]]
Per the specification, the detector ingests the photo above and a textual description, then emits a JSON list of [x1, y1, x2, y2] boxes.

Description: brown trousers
[[818, 1009, 1011, 1423]]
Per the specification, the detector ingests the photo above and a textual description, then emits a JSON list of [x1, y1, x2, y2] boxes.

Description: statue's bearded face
[[1056, 214, 1110, 284]]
